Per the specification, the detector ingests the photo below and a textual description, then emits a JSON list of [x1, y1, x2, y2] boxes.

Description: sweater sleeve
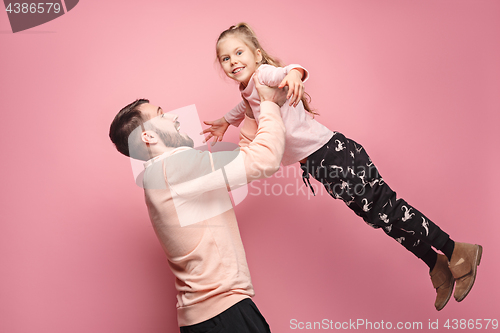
[[258, 64, 309, 87], [223, 100, 246, 127], [238, 100, 286, 183], [238, 115, 258, 148], [164, 101, 285, 198]]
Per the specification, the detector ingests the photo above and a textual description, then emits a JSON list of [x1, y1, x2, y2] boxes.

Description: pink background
[[1, 1, 499, 332]]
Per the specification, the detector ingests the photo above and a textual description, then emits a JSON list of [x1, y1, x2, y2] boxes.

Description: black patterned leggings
[[301, 133, 449, 258]]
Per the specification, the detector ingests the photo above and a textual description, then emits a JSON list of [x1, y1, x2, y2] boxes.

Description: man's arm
[[164, 76, 287, 197], [237, 73, 287, 183], [210, 75, 287, 190]]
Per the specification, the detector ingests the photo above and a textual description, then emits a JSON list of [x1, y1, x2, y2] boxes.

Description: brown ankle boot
[[430, 254, 454, 310], [448, 243, 483, 302]]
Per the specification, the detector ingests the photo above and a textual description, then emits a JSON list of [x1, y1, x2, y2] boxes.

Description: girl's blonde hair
[[216, 22, 317, 116]]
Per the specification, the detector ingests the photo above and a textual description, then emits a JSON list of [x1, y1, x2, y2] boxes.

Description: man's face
[[139, 103, 194, 148]]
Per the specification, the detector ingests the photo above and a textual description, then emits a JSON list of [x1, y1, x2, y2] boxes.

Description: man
[[109, 75, 286, 333]]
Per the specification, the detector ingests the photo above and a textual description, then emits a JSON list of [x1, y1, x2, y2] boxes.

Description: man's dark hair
[[109, 99, 149, 159]]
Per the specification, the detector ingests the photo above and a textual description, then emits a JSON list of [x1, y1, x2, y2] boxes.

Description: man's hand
[[278, 68, 305, 107], [254, 71, 287, 107]]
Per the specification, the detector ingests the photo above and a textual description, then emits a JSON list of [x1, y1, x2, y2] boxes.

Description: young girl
[[202, 23, 482, 311]]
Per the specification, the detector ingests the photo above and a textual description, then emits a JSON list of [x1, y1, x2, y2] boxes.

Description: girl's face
[[217, 36, 262, 87]]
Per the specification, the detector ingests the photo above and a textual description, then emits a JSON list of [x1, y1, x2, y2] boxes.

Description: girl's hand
[[200, 117, 230, 146], [278, 68, 305, 107]]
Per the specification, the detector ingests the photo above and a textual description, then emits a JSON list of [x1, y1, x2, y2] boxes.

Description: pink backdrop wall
[[1, 1, 499, 332]]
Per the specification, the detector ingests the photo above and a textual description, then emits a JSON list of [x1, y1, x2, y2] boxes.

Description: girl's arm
[[201, 117, 230, 146], [259, 64, 309, 107], [224, 99, 247, 126], [201, 100, 246, 145]]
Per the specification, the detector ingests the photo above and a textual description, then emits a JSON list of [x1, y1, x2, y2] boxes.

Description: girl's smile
[[217, 36, 262, 87]]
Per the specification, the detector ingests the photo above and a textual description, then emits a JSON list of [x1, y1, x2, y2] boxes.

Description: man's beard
[[157, 128, 194, 149]]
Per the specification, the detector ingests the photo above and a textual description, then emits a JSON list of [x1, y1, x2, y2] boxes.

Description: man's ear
[[141, 130, 159, 144]]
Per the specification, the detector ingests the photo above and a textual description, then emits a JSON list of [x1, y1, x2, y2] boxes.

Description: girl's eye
[[236, 51, 242, 55], [222, 57, 229, 62]]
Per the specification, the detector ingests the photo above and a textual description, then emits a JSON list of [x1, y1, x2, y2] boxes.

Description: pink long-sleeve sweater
[[224, 64, 333, 165], [142, 101, 285, 327]]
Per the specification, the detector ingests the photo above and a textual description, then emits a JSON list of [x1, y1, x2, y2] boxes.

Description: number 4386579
[[5, 3, 62, 14], [444, 319, 498, 330]]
